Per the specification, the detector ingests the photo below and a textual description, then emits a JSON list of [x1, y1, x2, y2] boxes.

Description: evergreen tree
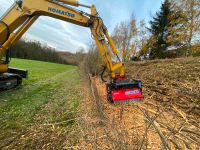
[[148, 0, 173, 59]]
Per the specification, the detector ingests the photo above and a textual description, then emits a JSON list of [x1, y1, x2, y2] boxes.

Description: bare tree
[[171, 0, 200, 55], [76, 47, 86, 62], [137, 20, 150, 58], [112, 14, 137, 61]]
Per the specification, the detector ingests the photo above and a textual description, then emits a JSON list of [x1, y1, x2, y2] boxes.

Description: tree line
[[10, 40, 70, 64], [112, 0, 200, 60], [10, 0, 200, 65]]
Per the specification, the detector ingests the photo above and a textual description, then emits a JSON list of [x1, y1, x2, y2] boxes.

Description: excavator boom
[[0, 0, 143, 103]]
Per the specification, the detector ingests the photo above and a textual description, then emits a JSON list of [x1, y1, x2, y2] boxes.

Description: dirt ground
[[1, 58, 199, 149], [78, 57, 200, 150]]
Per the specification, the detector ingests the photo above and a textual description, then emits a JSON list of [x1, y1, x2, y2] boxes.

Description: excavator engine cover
[[107, 76, 143, 104]]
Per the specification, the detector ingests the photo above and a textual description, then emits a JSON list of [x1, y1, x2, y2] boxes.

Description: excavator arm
[[0, 0, 143, 104]]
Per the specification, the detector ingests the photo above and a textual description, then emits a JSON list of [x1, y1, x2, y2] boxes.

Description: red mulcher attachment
[[106, 75, 143, 104]]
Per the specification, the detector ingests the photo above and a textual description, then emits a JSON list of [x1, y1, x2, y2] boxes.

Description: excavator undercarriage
[[0, 51, 27, 90], [0, 72, 21, 90], [0, 68, 27, 91], [0, 69, 28, 90]]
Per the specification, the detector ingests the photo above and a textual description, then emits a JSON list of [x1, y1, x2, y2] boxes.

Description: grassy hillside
[[0, 59, 82, 149]]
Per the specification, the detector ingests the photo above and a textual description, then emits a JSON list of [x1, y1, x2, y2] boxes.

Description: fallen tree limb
[[135, 105, 171, 150]]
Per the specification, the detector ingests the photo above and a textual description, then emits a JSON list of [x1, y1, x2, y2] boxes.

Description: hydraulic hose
[[101, 66, 107, 83]]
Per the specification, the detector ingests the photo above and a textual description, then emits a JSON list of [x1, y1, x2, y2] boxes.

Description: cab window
[[1, 51, 9, 64], [1, 55, 6, 64]]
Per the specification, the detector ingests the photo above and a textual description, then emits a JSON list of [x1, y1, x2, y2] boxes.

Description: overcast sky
[[0, 0, 163, 53]]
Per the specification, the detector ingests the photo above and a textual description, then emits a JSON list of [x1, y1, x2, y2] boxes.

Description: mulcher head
[[107, 76, 143, 104]]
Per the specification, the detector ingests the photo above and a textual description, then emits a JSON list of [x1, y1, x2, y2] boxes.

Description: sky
[[0, 0, 163, 53]]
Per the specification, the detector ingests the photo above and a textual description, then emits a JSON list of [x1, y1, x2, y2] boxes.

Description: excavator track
[[0, 73, 22, 90]]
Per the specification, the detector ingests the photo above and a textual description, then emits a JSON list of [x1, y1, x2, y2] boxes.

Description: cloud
[[25, 17, 90, 52], [0, 0, 163, 52], [0, 0, 91, 52], [0, 0, 14, 15]]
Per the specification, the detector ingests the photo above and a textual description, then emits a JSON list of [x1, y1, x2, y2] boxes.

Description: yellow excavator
[[0, 0, 143, 104]]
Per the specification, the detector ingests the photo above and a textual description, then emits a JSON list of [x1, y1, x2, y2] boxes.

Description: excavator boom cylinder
[[56, 0, 79, 6], [56, 0, 90, 8]]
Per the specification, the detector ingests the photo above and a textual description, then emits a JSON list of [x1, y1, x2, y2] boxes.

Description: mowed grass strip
[[0, 59, 82, 148]]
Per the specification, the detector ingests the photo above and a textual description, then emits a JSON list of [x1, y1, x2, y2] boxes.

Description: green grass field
[[0, 58, 82, 149]]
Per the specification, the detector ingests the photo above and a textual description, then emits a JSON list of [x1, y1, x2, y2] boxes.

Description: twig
[[182, 129, 200, 137], [159, 122, 199, 144], [165, 121, 187, 140], [135, 105, 171, 150], [168, 139, 182, 150], [171, 105, 188, 122], [43, 117, 86, 126], [139, 110, 162, 150], [63, 145, 82, 149], [87, 135, 107, 143]]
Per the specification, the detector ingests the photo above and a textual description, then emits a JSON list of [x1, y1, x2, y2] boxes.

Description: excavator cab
[[1, 49, 10, 65], [0, 50, 10, 73]]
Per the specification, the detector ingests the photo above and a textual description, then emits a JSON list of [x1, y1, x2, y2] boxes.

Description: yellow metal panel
[[23, 0, 90, 27], [105, 31, 118, 55], [0, 64, 8, 73]]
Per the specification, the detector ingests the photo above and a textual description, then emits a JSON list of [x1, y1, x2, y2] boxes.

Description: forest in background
[[111, 0, 200, 61], [10, 40, 76, 65], [10, 0, 200, 65]]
